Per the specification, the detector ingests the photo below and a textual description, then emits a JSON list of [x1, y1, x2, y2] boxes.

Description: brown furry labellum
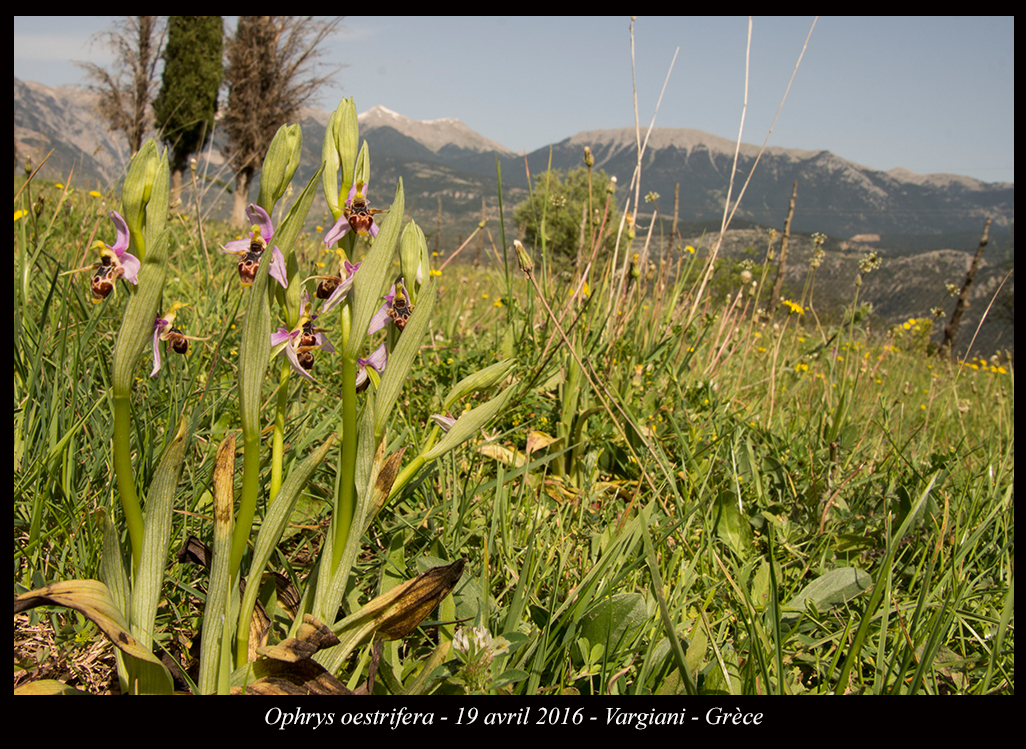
[[237, 250, 263, 287], [345, 195, 387, 237], [388, 289, 413, 331], [315, 276, 339, 300], [90, 262, 122, 302]]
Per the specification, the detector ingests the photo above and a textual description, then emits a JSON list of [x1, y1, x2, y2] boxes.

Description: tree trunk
[[129, 16, 158, 155], [938, 217, 991, 359], [169, 167, 184, 209], [669, 181, 679, 256], [770, 180, 798, 313], [232, 167, 254, 227]]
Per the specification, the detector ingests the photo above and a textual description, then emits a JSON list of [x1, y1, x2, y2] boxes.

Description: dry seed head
[[513, 240, 534, 275]]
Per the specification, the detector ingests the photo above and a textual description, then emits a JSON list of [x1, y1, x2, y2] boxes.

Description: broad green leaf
[[579, 592, 646, 656], [783, 567, 873, 623], [14, 679, 90, 695], [443, 358, 517, 413], [112, 227, 171, 392], [237, 251, 272, 443], [374, 279, 436, 439], [345, 179, 405, 361], [314, 411, 375, 630], [715, 491, 753, 559], [236, 434, 335, 666], [276, 163, 325, 326], [112, 226, 171, 566], [751, 558, 771, 610], [199, 435, 236, 694], [232, 242, 274, 574]]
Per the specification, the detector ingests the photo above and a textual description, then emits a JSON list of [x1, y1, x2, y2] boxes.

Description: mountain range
[[15, 78, 1013, 239], [14, 78, 1014, 355]]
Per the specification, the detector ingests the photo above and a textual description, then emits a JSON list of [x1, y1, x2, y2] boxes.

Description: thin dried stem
[[686, 17, 818, 331]]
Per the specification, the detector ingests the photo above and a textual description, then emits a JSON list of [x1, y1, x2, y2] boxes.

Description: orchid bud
[[423, 386, 514, 461], [121, 140, 168, 262], [259, 123, 302, 212], [322, 98, 359, 221], [400, 220, 430, 301], [443, 358, 516, 412], [353, 141, 371, 196], [430, 414, 457, 432], [336, 99, 359, 197], [322, 109, 342, 218]]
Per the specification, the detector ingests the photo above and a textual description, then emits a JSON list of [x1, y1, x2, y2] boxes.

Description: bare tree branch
[[222, 16, 343, 226], [76, 16, 167, 156]]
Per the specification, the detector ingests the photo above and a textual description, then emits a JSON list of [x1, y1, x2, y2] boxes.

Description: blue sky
[[14, 16, 1014, 183]]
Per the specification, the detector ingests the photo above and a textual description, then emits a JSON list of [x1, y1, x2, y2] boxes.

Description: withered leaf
[[370, 446, 407, 516], [237, 614, 351, 695], [233, 658, 354, 695], [13, 580, 170, 680], [176, 534, 212, 567], [376, 559, 466, 640], [257, 614, 339, 663]]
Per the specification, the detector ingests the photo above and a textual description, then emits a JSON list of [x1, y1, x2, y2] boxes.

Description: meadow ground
[[13, 136, 1013, 697]]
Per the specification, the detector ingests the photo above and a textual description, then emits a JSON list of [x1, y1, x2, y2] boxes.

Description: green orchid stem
[[112, 393, 144, 576], [332, 354, 358, 574], [230, 432, 262, 577], [270, 360, 292, 501], [390, 455, 426, 503], [389, 425, 440, 501]]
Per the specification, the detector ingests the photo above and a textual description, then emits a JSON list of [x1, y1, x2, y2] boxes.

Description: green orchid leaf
[[131, 416, 189, 652]]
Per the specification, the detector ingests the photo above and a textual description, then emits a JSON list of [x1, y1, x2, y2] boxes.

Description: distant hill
[[14, 78, 133, 188]]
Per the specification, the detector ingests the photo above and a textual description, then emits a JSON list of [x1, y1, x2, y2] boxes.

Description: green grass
[[13, 151, 1014, 696]]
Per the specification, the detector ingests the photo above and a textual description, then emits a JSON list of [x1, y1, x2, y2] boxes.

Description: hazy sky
[[14, 16, 1015, 184]]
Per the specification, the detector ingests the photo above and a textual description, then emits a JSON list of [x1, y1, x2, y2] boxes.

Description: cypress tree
[[154, 16, 223, 207]]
